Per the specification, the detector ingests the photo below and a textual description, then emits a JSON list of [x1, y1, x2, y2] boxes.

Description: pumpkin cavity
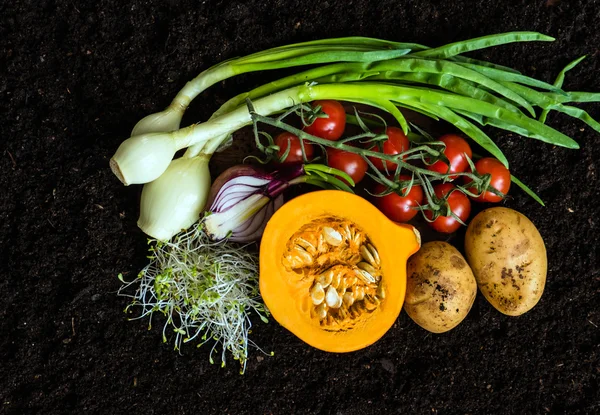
[[282, 216, 385, 330]]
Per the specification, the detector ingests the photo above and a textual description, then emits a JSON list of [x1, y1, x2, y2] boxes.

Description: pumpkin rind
[[259, 190, 421, 352]]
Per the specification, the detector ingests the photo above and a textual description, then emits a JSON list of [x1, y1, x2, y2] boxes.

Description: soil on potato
[[2, 0, 599, 414]]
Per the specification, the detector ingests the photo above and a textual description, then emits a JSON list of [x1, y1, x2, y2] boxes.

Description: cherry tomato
[[275, 132, 314, 164], [465, 157, 511, 203], [425, 183, 471, 233], [427, 134, 473, 179], [326, 149, 368, 185], [303, 100, 346, 141], [373, 176, 424, 222], [367, 127, 410, 170]]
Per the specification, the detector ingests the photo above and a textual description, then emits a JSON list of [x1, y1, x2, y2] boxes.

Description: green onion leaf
[[450, 55, 522, 74], [552, 55, 587, 89], [374, 71, 523, 113], [234, 48, 412, 71], [409, 102, 509, 167], [511, 175, 545, 206], [539, 55, 587, 123], [456, 62, 567, 95], [561, 91, 600, 103], [549, 104, 600, 134], [412, 31, 554, 59], [373, 58, 536, 115]]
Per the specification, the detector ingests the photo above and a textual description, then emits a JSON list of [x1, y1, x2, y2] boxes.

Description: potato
[[464, 207, 547, 316], [405, 241, 477, 333]]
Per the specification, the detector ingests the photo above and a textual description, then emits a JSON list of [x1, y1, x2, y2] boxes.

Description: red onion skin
[[207, 164, 305, 209], [205, 165, 265, 212]]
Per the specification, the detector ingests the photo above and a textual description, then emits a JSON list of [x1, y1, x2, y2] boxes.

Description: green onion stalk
[[130, 38, 415, 137], [110, 32, 600, 241]]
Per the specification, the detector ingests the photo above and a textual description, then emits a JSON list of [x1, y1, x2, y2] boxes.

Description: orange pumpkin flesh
[[259, 190, 421, 352]]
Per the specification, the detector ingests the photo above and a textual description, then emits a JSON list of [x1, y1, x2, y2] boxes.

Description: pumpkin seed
[[325, 286, 343, 309], [354, 285, 366, 301], [376, 283, 386, 300], [315, 302, 328, 320], [330, 269, 342, 289], [322, 226, 343, 246], [316, 232, 327, 254], [342, 291, 355, 307], [316, 269, 334, 287], [342, 224, 353, 241], [366, 294, 380, 307], [367, 243, 380, 265], [292, 246, 313, 265], [355, 268, 376, 285], [364, 299, 378, 312], [357, 261, 378, 276], [310, 283, 325, 305], [295, 237, 316, 253], [360, 245, 376, 266]]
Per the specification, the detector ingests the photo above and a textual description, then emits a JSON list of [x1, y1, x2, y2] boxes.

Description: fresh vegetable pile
[[113, 32, 600, 372]]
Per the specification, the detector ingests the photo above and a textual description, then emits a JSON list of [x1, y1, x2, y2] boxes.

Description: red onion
[[203, 164, 305, 242]]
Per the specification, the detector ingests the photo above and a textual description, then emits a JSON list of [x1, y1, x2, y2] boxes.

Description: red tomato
[[373, 176, 424, 223], [367, 127, 410, 170], [425, 183, 471, 233], [275, 132, 314, 164], [465, 157, 511, 203], [326, 149, 368, 185], [427, 134, 473, 179], [303, 100, 346, 141]]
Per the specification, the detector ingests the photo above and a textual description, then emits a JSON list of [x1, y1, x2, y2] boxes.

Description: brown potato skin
[[464, 207, 547, 316], [405, 241, 477, 333]]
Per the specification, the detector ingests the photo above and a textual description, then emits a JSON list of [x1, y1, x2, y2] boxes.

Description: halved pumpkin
[[259, 190, 421, 352]]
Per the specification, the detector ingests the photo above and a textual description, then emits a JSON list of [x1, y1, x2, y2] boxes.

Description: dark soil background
[[2, 0, 599, 414]]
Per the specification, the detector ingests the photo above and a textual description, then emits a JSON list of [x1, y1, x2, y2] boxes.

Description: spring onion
[[110, 31, 600, 242], [130, 38, 414, 137], [113, 80, 581, 185], [138, 155, 211, 241]]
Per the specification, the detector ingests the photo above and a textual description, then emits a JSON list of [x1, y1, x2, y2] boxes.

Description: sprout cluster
[[118, 222, 270, 373]]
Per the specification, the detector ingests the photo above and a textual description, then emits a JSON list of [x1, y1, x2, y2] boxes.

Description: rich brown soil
[[2, 0, 599, 414]]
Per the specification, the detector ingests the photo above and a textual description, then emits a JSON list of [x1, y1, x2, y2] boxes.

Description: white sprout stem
[[117, 222, 269, 373]]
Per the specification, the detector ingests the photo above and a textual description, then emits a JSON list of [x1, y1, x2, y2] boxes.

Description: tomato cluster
[[275, 100, 368, 184], [272, 100, 511, 234]]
